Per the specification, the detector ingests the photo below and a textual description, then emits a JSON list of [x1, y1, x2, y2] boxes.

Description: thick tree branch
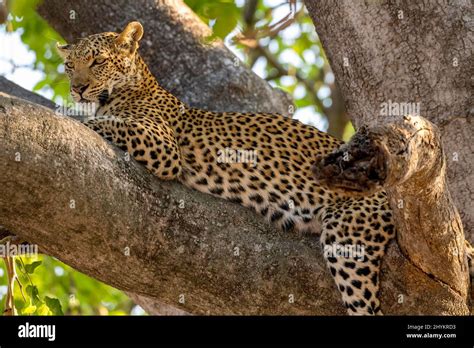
[[0, 91, 346, 315], [0, 80, 470, 315]]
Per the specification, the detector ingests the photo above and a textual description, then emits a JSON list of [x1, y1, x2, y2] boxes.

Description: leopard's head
[[57, 21, 144, 103]]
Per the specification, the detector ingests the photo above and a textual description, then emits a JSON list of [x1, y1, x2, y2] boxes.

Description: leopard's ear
[[115, 21, 144, 55], [56, 42, 71, 59]]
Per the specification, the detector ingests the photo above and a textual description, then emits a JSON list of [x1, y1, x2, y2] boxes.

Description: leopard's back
[[178, 108, 341, 233]]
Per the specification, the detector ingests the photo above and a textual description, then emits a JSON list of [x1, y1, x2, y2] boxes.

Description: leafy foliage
[[8, 0, 70, 102], [0, 255, 135, 315]]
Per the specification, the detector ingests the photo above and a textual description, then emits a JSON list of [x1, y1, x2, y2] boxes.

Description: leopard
[[57, 21, 396, 315]]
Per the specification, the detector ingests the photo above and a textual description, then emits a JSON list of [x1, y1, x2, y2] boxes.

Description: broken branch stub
[[312, 116, 444, 195], [313, 115, 470, 300]]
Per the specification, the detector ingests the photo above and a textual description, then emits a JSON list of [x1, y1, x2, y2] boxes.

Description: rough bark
[[325, 82, 349, 140], [305, 0, 473, 241]]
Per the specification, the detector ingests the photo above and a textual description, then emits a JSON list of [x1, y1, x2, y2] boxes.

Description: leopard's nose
[[72, 84, 89, 95]]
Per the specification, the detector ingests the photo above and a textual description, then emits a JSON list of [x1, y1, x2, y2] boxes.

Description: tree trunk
[[325, 81, 349, 140], [305, 0, 473, 242], [0, 0, 471, 315]]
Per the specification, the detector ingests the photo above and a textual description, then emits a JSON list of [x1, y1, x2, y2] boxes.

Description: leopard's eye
[[91, 57, 106, 66], [65, 62, 74, 69]]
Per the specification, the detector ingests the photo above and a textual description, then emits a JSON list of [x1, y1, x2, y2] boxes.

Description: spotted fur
[[58, 22, 396, 315]]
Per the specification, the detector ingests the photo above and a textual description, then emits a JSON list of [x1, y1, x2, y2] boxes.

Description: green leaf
[[22, 305, 37, 315], [184, 0, 239, 40], [45, 296, 64, 315], [26, 285, 41, 305], [37, 304, 52, 316], [213, 14, 238, 39], [33, 78, 50, 91], [24, 260, 42, 274]]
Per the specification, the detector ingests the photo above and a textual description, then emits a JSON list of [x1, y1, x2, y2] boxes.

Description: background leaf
[[45, 296, 64, 315], [24, 261, 42, 274]]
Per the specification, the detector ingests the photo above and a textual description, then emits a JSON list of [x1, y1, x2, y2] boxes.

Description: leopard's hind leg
[[320, 191, 395, 315]]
